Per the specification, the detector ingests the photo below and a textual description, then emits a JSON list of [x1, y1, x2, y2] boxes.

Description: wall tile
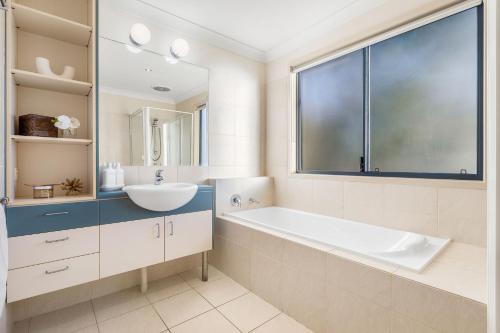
[[383, 184, 437, 235], [344, 181, 384, 225], [211, 236, 251, 289], [281, 240, 326, 277], [438, 188, 486, 247], [215, 218, 254, 249], [250, 252, 283, 310], [210, 134, 235, 166], [326, 253, 392, 308], [177, 166, 209, 184], [391, 311, 440, 333], [326, 287, 391, 333], [280, 266, 327, 333], [312, 179, 343, 218], [122, 166, 138, 186], [251, 230, 285, 262], [392, 276, 486, 333], [282, 178, 313, 212]]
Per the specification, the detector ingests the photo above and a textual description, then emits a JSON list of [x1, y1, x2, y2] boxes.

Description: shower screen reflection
[[130, 108, 199, 167]]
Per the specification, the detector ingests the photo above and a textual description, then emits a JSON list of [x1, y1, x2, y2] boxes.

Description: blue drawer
[[100, 187, 213, 225], [6, 201, 99, 237]]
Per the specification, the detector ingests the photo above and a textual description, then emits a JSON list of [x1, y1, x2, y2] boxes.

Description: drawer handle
[[44, 212, 69, 216], [155, 223, 161, 239], [45, 266, 69, 275], [169, 221, 174, 236], [45, 236, 69, 244]]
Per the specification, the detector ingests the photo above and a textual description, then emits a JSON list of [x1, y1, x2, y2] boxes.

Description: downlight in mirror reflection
[[125, 44, 142, 54]]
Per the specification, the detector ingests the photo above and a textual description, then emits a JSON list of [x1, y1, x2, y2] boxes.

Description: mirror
[[98, 37, 209, 166]]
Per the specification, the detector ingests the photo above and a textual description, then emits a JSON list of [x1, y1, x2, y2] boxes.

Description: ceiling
[[138, 0, 384, 62], [99, 37, 209, 104], [141, 0, 357, 52]]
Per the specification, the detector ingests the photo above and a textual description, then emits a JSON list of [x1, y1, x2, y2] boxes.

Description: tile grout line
[[248, 312, 282, 332], [89, 299, 101, 333]]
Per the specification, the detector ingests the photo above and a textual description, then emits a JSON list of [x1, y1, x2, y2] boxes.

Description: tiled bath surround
[[211, 218, 487, 333]]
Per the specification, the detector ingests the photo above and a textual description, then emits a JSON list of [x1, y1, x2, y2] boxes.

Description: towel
[[0, 206, 7, 313]]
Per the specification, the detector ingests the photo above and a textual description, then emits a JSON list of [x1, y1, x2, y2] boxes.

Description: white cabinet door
[[165, 210, 212, 261], [100, 217, 164, 278]]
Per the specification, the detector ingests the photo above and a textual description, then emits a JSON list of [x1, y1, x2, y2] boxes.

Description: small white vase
[[35, 57, 75, 80]]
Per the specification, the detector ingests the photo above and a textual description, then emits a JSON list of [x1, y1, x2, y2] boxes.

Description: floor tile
[[29, 301, 96, 333], [218, 293, 280, 332], [98, 305, 166, 333], [146, 275, 192, 303], [153, 289, 213, 328], [179, 265, 226, 288], [92, 287, 149, 322], [251, 313, 313, 333], [195, 277, 248, 306], [73, 324, 100, 333], [170, 309, 239, 333]]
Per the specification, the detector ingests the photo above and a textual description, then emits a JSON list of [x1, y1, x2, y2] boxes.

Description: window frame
[[294, 4, 484, 181]]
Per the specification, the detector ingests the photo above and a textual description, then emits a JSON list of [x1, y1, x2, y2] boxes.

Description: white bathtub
[[224, 206, 449, 272]]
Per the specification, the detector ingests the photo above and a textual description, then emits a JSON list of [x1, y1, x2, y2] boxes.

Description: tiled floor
[[13, 265, 313, 333]]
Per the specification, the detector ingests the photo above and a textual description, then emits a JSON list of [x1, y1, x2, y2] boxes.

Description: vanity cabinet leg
[[140, 267, 148, 293], [202, 251, 208, 281]]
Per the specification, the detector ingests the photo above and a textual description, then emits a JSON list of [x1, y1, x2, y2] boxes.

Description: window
[[296, 6, 483, 180]]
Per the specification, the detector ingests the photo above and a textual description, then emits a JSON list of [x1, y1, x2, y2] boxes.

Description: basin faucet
[[154, 169, 165, 185]]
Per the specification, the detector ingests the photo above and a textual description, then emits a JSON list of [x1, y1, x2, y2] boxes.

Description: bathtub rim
[[223, 206, 450, 273], [216, 212, 486, 304]]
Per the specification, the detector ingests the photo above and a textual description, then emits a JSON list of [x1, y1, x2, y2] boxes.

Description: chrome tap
[[249, 197, 260, 205], [154, 169, 165, 185]]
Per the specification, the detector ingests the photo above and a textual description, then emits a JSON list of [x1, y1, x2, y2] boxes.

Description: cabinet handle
[[155, 223, 161, 238], [169, 221, 174, 236], [44, 212, 69, 216], [45, 236, 69, 244], [45, 266, 69, 275]]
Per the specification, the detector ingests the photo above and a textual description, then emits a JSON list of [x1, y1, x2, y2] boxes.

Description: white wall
[[266, 0, 487, 247]]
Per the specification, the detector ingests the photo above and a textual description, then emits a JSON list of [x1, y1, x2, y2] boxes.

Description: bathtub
[[224, 206, 450, 272]]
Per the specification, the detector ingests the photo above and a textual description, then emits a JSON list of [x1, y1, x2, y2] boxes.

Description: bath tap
[[154, 169, 165, 185], [249, 197, 260, 205]]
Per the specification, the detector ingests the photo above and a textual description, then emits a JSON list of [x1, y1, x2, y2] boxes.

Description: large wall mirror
[[98, 37, 209, 167]]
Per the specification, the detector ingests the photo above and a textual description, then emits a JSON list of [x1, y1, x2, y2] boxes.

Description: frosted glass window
[[296, 6, 482, 179], [369, 8, 480, 175], [297, 50, 364, 172]]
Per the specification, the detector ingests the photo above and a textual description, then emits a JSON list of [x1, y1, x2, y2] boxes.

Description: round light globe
[[170, 38, 190, 58], [130, 23, 151, 46]]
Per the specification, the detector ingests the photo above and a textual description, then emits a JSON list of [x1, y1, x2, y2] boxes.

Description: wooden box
[[19, 114, 57, 137]]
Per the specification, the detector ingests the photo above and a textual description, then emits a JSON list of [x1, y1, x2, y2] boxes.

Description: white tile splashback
[[210, 177, 274, 216]]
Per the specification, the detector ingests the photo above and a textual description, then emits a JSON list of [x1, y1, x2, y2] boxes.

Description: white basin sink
[[123, 183, 198, 212]]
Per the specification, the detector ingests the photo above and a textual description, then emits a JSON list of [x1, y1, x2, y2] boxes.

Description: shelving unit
[[11, 2, 92, 46], [5, 0, 96, 206], [12, 69, 92, 96], [9, 195, 95, 207], [11, 135, 93, 146]]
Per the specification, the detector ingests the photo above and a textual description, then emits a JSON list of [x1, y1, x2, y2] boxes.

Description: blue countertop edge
[[97, 184, 214, 200]]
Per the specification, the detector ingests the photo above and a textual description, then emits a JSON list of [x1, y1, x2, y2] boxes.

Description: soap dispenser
[[115, 162, 125, 189], [101, 162, 117, 191]]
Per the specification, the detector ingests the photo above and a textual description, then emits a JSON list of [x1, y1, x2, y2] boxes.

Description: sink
[[123, 183, 198, 212]]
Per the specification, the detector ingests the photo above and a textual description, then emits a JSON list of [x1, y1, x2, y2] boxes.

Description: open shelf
[[11, 135, 92, 146], [12, 69, 92, 96], [10, 194, 95, 207], [12, 2, 92, 46]]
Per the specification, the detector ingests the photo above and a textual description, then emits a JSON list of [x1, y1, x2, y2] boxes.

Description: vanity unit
[[2, 0, 214, 304], [5, 186, 214, 302]]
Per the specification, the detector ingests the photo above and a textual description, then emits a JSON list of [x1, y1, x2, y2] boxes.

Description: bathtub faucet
[[249, 197, 260, 205]]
